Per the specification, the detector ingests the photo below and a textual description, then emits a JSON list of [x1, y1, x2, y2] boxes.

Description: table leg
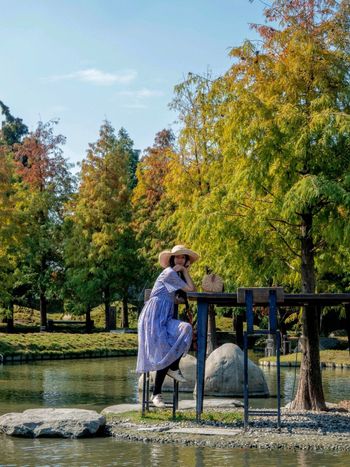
[[196, 300, 208, 422]]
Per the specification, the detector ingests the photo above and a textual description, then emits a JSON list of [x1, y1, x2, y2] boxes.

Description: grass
[[0, 332, 138, 358], [108, 409, 243, 425], [1, 303, 139, 332], [215, 316, 233, 332], [260, 350, 350, 365]]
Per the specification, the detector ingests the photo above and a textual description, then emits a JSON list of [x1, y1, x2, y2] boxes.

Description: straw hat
[[159, 245, 199, 268]]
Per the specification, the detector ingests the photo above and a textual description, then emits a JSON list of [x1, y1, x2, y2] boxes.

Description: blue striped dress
[[136, 267, 193, 373]]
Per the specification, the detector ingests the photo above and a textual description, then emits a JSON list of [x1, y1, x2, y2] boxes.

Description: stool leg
[[146, 372, 150, 411], [172, 380, 179, 419], [276, 332, 281, 430], [244, 332, 249, 430], [142, 373, 146, 416], [142, 372, 150, 415]]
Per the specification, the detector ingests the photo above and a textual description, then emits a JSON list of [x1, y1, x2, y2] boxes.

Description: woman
[[136, 245, 199, 408]]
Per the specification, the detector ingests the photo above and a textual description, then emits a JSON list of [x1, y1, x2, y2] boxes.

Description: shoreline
[[260, 360, 350, 369], [1, 352, 349, 368], [0, 349, 137, 364], [1, 400, 349, 452], [104, 402, 350, 452]]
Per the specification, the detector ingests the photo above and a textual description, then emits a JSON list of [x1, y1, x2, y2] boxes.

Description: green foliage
[[132, 129, 177, 280], [0, 149, 18, 310], [0, 119, 74, 328], [0, 100, 28, 146], [64, 121, 143, 326], [117, 127, 139, 189], [155, 0, 350, 298], [11, 121, 75, 321]]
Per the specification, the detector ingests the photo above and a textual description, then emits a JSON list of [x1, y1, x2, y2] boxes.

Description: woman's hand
[[179, 321, 189, 331], [173, 264, 186, 273]]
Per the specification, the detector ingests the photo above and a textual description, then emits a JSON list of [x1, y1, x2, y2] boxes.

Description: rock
[[138, 354, 196, 393], [198, 343, 269, 397], [102, 398, 244, 416], [329, 330, 347, 337], [0, 408, 105, 438], [102, 404, 142, 416], [335, 400, 350, 412]]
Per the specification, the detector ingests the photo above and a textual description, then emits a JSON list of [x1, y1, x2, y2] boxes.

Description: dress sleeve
[[161, 267, 187, 293]]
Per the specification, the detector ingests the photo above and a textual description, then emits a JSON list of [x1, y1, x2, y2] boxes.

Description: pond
[[0, 356, 349, 466]]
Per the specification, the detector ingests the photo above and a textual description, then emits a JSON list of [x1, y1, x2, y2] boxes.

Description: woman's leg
[[153, 366, 169, 396], [153, 354, 185, 395], [169, 355, 182, 371]]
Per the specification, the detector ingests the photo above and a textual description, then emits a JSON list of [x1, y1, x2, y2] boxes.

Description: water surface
[[1, 436, 348, 467], [0, 356, 349, 466]]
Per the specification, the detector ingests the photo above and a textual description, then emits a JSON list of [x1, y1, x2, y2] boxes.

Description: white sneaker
[[167, 369, 187, 383], [151, 393, 165, 408]]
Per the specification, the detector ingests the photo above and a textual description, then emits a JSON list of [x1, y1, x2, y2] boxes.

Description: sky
[[0, 0, 267, 169]]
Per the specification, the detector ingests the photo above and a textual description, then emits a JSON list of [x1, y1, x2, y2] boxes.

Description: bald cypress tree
[[216, 0, 350, 410], [66, 121, 141, 329], [165, 0, 350, 410]]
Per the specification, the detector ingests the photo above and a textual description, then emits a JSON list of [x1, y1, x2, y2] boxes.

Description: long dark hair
[[170, 254, 190, 304], [169, 254, 190, 271]]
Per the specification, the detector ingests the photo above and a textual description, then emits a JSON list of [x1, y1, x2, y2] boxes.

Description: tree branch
[[267, 221, 301, 258]]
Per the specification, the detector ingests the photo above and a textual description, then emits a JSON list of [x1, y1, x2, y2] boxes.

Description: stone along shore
[[0, 400, 349, 452], [104, 400, 350, 452]]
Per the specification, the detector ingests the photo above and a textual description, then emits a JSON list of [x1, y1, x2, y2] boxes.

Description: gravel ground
[[107, 406, 350, 452]]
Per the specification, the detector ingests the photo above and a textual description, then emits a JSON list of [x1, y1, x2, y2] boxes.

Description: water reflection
[[1, 356, 349, 416], [257, 365, 350, 408], [0, 436, 347, 467], [0, 357, 138, 415]]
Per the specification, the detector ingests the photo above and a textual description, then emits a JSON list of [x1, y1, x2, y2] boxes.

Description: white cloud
[[47, 68, 137, 85], [115, 88, 164, 110], [116, 88, 164, 99]]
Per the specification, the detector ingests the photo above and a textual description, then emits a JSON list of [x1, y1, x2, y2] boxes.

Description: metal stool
[[141, 372, 179, 418], [141, 294, 182, 418]]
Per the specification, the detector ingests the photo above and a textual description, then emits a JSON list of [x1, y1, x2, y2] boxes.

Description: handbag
[[202, 273, 224, 293]]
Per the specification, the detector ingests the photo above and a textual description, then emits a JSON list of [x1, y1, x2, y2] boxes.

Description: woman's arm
[[173, 265, 196, 292]]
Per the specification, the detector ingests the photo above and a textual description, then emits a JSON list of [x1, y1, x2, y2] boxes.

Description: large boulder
[[0, 408, 105, 438], [329, 329, 348, 337], [199, 343, 269, 397], [138, 354, 196, 393]]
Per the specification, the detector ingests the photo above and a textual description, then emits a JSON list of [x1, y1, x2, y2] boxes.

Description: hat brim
[[159, 248, 199, 268]]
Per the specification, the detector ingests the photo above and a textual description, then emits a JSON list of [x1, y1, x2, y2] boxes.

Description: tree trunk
[[86, 305, 93, 333], [207, 304, 217, 355], [121, 296, 129, 328], [290, 211, 326, 410], [345, 304, 350, 355], [6, 302, 14, 333], [40, 292, 47, 330], [104, 287, 111, 331]]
